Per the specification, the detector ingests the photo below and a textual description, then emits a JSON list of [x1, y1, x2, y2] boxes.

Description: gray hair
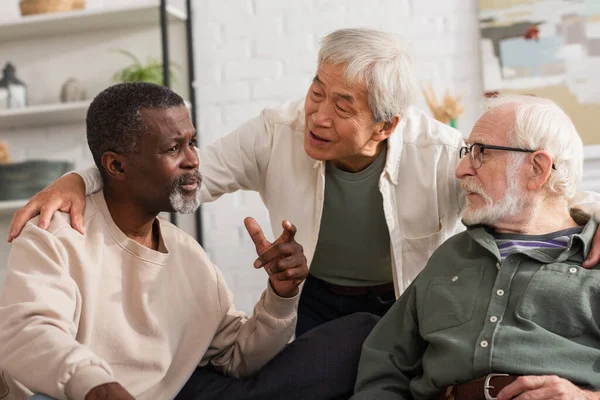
[[318, 28, 418, 122], [483, 95, 583, 199]]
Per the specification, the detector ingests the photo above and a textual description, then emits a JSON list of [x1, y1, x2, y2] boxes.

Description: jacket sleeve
[[442, 131, 466, 238], [71, 167, 103, 197], [0, 225, 116, 400], [201, 266, 297, 378], [198, 112, 274, 203], [351, 282, 425, 400]]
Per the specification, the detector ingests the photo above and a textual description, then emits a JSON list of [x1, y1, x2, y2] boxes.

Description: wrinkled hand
[[244, 217, 308, 298], [8, 172, 86, 242], [497, 375, 598, 400], [583, 227, 600, 268], [85, 382, 135, 400]]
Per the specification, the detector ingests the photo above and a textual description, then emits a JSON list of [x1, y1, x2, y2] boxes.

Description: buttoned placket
[[473, 241, 517, 377]]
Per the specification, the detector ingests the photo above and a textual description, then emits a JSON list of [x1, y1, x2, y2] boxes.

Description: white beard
[[461, 156, 528, 226]]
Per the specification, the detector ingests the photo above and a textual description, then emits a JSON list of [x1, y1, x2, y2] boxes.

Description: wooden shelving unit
[[0, 2, 186, 43]]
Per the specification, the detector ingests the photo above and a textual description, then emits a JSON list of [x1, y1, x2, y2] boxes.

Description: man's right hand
[[7, 173, 86, 242], [85, 382, 135, 400]]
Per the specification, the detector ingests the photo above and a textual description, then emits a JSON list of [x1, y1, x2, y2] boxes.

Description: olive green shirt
[[353, 218, 600, 400], [309, 146, 393, 286]]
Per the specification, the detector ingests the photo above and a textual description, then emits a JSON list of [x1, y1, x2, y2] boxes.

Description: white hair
[[482, 95, 583, 199], [318, 28, 418, 122]]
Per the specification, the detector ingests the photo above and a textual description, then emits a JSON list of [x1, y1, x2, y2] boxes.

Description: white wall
[[2, 0, 597, 314], [192, 0, 483, 312]]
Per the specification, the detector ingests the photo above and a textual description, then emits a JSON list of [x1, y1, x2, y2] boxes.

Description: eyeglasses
[[459, 143, 556, 170]]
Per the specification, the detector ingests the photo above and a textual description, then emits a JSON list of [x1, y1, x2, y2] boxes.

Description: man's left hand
[[497, 375, 599, 400], [244, 217, 308, 298], [583, 228, 600, 268]]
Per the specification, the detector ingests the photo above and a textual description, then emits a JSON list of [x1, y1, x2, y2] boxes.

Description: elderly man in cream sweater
[[0, 82, 377, 400]]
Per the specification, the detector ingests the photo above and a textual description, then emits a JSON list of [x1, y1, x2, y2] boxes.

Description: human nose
[[182, 144, 199, 170], [311, 102, 333, 128], [456, 152, 475, 179]]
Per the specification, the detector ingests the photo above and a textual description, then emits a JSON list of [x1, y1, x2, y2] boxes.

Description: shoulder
[[22, 195, 102, 241], [418, 231, 474, 277], [398, 107, 464, 149], [261, 98, 305, 131]]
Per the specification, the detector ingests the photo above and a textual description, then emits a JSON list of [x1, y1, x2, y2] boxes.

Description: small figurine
[[60, 77, 86, 103]]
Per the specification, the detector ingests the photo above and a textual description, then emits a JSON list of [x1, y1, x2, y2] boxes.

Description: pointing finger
[[244, 217, 270, 255]]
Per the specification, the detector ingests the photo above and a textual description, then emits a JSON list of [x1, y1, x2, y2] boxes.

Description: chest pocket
[[420, 266, 484, 336], [518, 264, 600, 338]]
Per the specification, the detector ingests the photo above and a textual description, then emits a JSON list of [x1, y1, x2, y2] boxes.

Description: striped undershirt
[[493, 226, 584, 260]]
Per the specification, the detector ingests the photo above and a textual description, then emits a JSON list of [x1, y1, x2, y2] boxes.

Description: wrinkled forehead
[[468, 105, 515, 145]]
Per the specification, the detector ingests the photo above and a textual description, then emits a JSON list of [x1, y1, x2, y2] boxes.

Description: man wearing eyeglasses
[[353, 95, 600, 400]]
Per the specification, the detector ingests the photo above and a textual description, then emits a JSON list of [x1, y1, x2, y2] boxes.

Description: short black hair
[[86, 82, 184, 175]]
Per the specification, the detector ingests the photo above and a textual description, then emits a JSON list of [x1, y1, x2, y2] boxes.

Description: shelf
[[0, 2, 187, 43], [0, 101, 90, 130], [0, 199, 28, 217]]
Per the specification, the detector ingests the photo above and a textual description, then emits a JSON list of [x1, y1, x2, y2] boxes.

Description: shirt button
[[452, 276, 458, 282], [480, 340, 489, 348], [496, 262, 501, 269], [569, 267, 577, 274], [490, 316, 498, 323], [496, 289, 504, 296], [312, 235, 317, 242]]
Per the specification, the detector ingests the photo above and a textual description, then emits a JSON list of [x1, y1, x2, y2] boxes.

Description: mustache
[[460, 178, 492, 204], [460, 178, 484, 196], [173, 171, 203, 188]]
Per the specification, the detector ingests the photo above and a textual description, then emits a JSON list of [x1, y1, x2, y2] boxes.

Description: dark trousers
[[296, 274, 396, 337], [175, 312, 380, 400]]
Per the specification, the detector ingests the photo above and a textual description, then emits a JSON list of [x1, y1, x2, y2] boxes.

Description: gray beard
[[169, 173, 202, 214]]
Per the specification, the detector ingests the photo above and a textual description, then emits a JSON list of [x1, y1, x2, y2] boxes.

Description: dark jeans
[[175, 312, 380, 400], [296, 274, 396, 337]]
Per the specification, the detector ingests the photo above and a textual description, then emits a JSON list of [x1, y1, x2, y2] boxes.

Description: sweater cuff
[[263, 281, 299, 319], [65, 365, 117, 400]]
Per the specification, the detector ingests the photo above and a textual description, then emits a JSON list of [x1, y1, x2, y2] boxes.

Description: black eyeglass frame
[[459, 143, 556, 170]]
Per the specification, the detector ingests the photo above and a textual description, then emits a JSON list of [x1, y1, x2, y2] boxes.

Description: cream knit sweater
[[0, 191, 298, 400]]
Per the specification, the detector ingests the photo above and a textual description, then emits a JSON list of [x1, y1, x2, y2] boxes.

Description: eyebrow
[[312, 75, 355, 104]]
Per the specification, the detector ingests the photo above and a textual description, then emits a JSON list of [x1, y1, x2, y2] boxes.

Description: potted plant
[[112, 50, 179, 86]]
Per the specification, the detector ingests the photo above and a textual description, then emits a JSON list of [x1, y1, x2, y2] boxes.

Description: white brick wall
[[1, 0, 599, 316], [192, 0, 483, 313]]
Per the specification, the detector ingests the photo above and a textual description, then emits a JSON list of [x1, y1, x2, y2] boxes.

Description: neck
[[103, 187, 159, 250], [493, 196, 578, 235], [331, 140, 386, 173]]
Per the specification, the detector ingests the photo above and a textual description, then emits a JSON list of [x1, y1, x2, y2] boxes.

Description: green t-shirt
[[309, 147, 392, 287]]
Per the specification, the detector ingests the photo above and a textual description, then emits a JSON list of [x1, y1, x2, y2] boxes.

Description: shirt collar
[[466, 217, 598, 265]]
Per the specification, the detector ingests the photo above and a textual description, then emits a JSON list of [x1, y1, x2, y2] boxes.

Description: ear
[[372, 115, 401, 142], [101, 151, 127, 181], [526, 151, 553, 191]]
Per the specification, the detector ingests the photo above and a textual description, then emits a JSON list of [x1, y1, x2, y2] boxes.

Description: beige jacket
[[0, 191, 298, 400]]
